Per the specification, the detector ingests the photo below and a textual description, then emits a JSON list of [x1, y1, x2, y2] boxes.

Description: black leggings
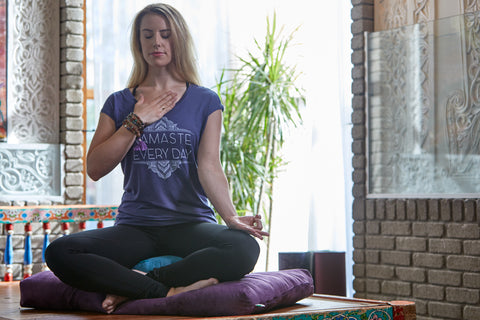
[[45, 222, 260, 299]]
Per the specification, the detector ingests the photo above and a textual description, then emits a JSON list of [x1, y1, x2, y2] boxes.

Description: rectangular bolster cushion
[[20, 268, 314, 316]]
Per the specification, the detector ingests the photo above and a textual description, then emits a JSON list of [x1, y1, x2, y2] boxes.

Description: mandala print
[[142, 117, 193, 180], [147, 160, 182, 179]]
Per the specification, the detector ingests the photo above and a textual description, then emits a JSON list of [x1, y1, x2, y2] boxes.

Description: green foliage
[[216, 13, 304, 237]]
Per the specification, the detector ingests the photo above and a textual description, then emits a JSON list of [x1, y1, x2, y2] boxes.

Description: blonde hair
[[127, 3, 200, 88]]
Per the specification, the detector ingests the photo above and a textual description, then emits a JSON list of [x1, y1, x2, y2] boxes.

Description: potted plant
[[216, 14, 304, 269]]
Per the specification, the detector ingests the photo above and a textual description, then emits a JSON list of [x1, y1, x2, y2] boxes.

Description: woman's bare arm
[[87, 91, 178, 181], [86, 113, 136, 181], [197, 110, 268, 239]]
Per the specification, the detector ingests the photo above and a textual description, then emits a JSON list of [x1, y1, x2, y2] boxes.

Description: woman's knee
[[238, 232, 260, 263], [45, 234, 86, 272], [44, 236, 70, 269], [224, 230, 260, 274]]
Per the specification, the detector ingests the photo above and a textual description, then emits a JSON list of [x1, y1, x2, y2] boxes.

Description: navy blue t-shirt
[[100, 84, 223, 226]]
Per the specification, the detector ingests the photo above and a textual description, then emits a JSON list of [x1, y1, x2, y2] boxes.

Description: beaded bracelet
[[122, 112, 145, 137]]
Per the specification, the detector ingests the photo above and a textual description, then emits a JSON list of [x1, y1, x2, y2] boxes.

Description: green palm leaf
[[216, 13, 304, 268]]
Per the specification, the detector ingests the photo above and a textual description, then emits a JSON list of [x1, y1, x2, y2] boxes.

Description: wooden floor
[[1, 281, 414, 320]]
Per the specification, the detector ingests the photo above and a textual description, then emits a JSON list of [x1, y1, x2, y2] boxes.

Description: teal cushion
[[132, 255, 182, 273]]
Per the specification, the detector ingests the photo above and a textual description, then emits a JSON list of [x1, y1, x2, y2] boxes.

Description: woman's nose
[[154, 34, 163, 47]]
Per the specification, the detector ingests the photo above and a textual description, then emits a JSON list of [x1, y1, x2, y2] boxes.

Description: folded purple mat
[[20, 269, 314, 316]]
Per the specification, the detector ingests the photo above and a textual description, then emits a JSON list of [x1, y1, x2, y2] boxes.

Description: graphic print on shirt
[[132, 117, 194, 179]]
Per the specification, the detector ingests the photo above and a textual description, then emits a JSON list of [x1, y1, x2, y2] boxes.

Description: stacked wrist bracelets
[[122, 112, 145, 137]]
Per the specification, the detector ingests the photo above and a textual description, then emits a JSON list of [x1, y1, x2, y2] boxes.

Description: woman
[[45, 3, 268, 314]]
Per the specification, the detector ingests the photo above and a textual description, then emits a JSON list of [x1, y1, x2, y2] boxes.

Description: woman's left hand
[[224, 215, 269, 240]]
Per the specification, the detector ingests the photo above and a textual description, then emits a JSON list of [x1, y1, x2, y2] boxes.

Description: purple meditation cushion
[[20, 269, 314, 316]]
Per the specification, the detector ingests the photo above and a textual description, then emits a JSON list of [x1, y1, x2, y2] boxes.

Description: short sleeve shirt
[[100, 84, 223, 226]]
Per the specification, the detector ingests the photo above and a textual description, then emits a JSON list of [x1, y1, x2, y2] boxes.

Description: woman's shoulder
[[108, 88, 135, 100], [104, 88, 136, 106], [101, 88, 135, 118], [188, 84, 220, 100], [186, 84, 223, 113], [188, 83, 216, 94]]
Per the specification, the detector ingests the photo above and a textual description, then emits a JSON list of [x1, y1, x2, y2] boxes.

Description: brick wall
[[60, 0, 85, 205], [351, 1, 480, 319]]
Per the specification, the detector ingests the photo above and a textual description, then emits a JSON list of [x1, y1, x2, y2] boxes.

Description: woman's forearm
[[198, 164, 238, 224], [198, 163, 269, 240], [87, 126, 136, 181]]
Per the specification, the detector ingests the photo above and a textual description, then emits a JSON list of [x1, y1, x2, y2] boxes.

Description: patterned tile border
[[0, 205, 117, 223]]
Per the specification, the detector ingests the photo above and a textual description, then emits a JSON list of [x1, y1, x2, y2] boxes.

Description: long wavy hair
[[127, 3, 200, 88]]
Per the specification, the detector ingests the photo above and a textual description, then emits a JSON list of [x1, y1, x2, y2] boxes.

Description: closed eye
[[142, 29, 171, 40], [142, 30, 154, 39], [160, 30, 171, 39]]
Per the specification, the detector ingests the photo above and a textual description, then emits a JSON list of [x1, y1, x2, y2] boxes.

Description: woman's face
[[139, 13, 173, 69]]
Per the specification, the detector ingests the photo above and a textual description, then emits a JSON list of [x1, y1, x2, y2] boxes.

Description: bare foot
[[102, 294, 128, 314], [101, 269, 147, 314], [167, 278, 219, 297]]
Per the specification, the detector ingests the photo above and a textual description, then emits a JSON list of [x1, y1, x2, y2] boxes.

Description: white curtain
[[238, 0, 354, 296], [87, 0, 353, 296]]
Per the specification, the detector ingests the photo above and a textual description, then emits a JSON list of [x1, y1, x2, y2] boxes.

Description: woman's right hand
[[134, 91, 177, 125], [87, 90, 178, 181]]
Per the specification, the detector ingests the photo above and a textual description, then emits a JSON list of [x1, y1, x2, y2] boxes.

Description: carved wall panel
[[7, 0, 59, 143], [367, 11, 480, 196], [464, 0, 480, 12], [374, 0, 410, 31], [373, 0, 480, 31], [445, 11, 480, 174], [0, 144, 62, 200], [0, 0, 63, 203], [368, 22, 436, 194]]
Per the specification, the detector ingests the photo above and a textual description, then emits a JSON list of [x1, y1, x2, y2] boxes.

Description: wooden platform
[[0, 281, 416, 320]]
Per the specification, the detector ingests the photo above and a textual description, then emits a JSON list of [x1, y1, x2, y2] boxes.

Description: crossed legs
[[45, 222, 260, 313]]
